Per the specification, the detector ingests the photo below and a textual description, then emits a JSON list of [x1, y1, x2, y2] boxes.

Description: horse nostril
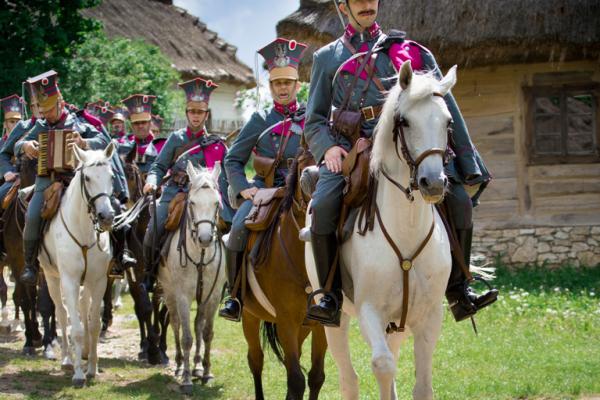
[[419, 177, 430, 188]]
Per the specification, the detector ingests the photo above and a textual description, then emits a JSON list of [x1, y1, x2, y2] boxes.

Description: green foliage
[[61, 32, 183, 127], [0, 0, 102, 97], [235, 82, 310, 114]]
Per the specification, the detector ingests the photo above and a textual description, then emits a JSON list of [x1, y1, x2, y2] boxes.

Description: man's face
[[187, 103, 209, 130], [111, 120, 124, 134], [270, 79, 300, 106], [132, 121, 151, 139], [4, 118, 19, 134], [341, 0, 379, 28], [41, 100, 64, 124]]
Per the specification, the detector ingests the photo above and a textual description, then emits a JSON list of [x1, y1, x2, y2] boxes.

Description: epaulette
[[152, 137, 167, 146], [292, 105, 307, 123], [376, 30, 406, 52], [201, 133, 224, 147]]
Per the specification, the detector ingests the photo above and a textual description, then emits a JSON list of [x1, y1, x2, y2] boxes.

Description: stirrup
[[219, 297, 242, 322], [306, 289, 341, 327]]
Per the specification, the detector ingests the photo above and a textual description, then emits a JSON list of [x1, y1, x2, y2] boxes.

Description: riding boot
[[109, 224, 137, 279], [446, 228, 498, 322], [20, 240, 40, 286], [218, 248, 243, 322], [306, 232, 342, 327], [142, 243, 158, 293]]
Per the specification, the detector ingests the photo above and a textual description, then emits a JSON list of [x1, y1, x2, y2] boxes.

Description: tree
[[0, 0, 101, 97], [61, 32, 183, 127]]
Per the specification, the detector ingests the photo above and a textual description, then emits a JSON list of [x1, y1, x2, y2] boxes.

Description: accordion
[[37, 130, 76, 176]]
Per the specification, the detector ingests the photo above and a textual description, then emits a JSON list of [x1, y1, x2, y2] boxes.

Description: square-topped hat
[[110, 106, 128, 123], [98, 105, 114, 125], [85, 100, 108, 116], [179, 77, 218, 109], [258, 38, 308, 81], [122, 94, 156, 123], [27, 70, 61, 112], [1, 94, 24, 121]]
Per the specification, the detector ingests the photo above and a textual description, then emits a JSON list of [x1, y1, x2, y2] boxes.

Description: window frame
[[524, 83, 600, 165]]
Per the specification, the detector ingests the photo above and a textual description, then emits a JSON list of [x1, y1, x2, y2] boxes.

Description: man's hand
[[23, 140, 39, 159], [143, 183, 157, 195], [324, 146, 348, 174], [3, 171, 18, 182], [240, 187, 259, 200], [68, 132, 88, 150]]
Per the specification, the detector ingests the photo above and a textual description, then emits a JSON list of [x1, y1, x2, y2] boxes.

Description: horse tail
[[261, 321, 285, 365]]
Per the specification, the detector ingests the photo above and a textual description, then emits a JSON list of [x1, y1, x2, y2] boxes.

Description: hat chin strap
[[334, 0, 365, 31]]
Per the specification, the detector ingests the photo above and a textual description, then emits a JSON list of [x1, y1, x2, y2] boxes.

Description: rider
[[150, 114, 163, 137], [16, 70, 112, 285], [304, 0, 498, 326], [107, 106, 132, 144], [141, 77, 234, 292], [218, 38, 308, 322]]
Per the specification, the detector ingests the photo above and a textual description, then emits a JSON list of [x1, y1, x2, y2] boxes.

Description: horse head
[[122, 143, 143, 203], [372, 60, 457, 204], [72, 142, 116, 231], [185, 161, 221, 247]]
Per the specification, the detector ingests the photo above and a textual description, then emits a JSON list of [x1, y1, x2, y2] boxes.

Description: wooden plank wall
[[452, 61, 600, 229]]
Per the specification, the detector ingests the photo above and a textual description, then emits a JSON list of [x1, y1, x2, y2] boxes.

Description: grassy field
[[1, 265, 599, 399]]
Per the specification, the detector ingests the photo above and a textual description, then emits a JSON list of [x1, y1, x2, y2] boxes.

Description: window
[[525, 83, 600, 164]]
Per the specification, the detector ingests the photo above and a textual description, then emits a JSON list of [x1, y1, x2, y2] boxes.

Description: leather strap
[[341, 36, 386, 92], [374, 203, 435, 332]]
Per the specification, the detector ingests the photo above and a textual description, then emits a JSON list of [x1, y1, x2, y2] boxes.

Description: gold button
[[401, 260, 412, 271]]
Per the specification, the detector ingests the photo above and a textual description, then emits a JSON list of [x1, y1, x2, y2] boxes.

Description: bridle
[[78, 162, 113, 232], [186, 192, 219, 245], [380, 92, 448, 202]]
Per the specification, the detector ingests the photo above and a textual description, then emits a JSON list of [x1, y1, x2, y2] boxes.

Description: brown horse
[[1, 156, 57, 356], [239, 147, 327, 400], [121, 147, 169, 365]]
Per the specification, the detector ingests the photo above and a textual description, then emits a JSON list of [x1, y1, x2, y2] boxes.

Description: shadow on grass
[[109, 372, 225, 399], [492, 263, 600, 294]]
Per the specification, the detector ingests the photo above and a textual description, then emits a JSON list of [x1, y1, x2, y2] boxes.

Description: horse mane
[[279, 147, 304, 214], [370, 71, 440, 174]]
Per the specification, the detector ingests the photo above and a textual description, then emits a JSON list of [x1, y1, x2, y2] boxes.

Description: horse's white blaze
[[38, 147, 114, 385], [161, 163, 226, 388], [306, 64, 457, 399]]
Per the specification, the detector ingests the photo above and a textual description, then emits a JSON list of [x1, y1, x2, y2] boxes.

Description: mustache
[[358, 9, 376, 16]]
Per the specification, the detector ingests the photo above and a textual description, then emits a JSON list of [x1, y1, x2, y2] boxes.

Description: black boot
[[306, 232, 341, 327], [142, 244, 158, 293], [20, 240, 40, 286], [109, 225, 137, 279], [446, 228, 498, 322], [218, 248, 243, 322]]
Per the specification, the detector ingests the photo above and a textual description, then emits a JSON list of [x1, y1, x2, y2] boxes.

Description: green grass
[[1, 266, 599, 399]]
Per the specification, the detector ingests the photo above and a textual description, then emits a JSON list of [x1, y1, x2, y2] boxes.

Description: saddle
[[2, 179, 20, 210], [244, 187, 285, 232], [165, 192, 187, 232], [41, 181, 64, 220], [341, 138, 372, 208]]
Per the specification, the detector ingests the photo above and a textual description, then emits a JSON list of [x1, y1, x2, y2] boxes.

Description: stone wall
[[472, 226, 600, 267]]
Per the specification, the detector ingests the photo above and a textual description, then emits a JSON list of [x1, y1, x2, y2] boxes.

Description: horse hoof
[[61, 363, 74, 373], [138, 351, 148, 362], [22, 346, 36, 356], [201, 374, 214, 385], [161, 352, 170, 366], [72, 378, 86, 389], [174, 367, 182, 377], [180, 384, 193, 395], [44, 346, 56, 360], [32, 338, 43, 348], [192, 368, 203, 378], [86, 373, 96, 382]]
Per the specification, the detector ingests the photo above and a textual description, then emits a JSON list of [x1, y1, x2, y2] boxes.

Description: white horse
[[306, 61, 460, 400], [39, 143, 116, 387], [159, 161, 226, 394]]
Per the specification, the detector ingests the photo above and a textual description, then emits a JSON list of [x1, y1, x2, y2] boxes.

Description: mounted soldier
[[150, 114, 163, 137], [16, 70, 112, 286], [140, 78, 233, 292], [107, 106, 132, 145], [304, 0, 498, 326], [218, 38, 308, 322]]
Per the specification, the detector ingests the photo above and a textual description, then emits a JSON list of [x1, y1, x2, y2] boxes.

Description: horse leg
[[159, 302, 170, 364], [128, 274, 154, 363], [242, 313, 265, 400], [38, 281, 57, 359], [100, 277, 114, 336], [325, 313, 359, 400], [192, 307, 204, 378], [60, 278, 86, 387], [46, 275, 72, 372], [176, 297, 193, 394], [0, 267, 8, 327], [308, 326, 327, 400], [412, 306, 443, 400], [276, 324, 306, 400], [386, 332, 408, 400], [86, 280, 106, 381], [80, 288, 91, 361], [113, 278, 123, 309], [200, 310, 216, 384], [358, 303, 396, 400], [166, 295, 183, 377]]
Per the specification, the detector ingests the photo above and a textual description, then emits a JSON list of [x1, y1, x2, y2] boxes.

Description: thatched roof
[[278, 0, 600, 79], [83, 0, 255, 87]]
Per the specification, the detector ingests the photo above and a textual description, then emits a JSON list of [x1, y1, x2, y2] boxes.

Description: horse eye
[[448, 119, 454, 127], [401, 118, 410, 128], [84, 175, 90, 182]]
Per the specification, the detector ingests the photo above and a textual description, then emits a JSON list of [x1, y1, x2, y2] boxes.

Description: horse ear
[[211, 161, 222, 186], [126, 143, 137, 164], [399, 60, 413, 90], [186, 160, 198, 181], [439, 65, 457, 96], [104, 141, 115, 159], [72, 144, 86, 165]]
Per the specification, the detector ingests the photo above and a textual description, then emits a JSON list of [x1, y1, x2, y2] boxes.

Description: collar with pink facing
[[273, 99, 299, 116], [344, 22, 382, 41]]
